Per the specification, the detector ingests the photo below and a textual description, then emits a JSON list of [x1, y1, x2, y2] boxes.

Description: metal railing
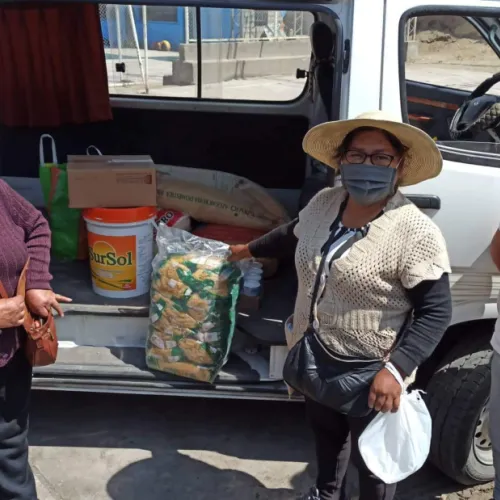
[[185, 8, 311, 43], [405, 17, 418, 42]]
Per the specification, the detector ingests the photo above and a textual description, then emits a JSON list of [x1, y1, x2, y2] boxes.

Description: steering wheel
[[449, 72, 500, 140]]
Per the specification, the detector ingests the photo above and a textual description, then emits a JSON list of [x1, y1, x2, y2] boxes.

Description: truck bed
[[33, 260, 298, 399], [50, 259, 296, 342]]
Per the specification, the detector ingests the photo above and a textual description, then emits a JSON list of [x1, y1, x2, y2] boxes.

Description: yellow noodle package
[[146, 225, 241, 383]]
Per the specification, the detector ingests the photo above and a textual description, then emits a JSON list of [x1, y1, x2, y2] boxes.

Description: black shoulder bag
[[283, 223, 398, 417]]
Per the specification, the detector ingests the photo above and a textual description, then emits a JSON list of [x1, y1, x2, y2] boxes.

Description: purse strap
[[307, 214, 411, 358], [0, 259, 54, 340], [0, 259, 29, 300], [0, 282, 8, 300], [308, 230, 363, 328], [16, 259, 30, 298], [308, 198, 347, 328]]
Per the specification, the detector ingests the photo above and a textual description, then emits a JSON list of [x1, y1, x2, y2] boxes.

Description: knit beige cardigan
[[288, 187, 451, 359]]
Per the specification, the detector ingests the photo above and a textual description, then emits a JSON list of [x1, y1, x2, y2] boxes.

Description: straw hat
[[302, 111, 442, 186]]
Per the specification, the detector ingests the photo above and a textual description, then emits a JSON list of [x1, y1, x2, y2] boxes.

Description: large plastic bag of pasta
[[146, 224, 242, 383]]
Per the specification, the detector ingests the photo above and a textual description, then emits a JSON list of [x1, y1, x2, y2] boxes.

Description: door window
[[98, 3, 314, 102], [405, 15, 499, 94], [401, 14, 500, 161]]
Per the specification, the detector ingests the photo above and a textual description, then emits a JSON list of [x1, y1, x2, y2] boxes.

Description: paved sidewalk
[[29, 392, 493, 500]]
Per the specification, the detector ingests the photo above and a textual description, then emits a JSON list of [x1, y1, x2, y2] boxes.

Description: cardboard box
[[67, 155, 156, 208]]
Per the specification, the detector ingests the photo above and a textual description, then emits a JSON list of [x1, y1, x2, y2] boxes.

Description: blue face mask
[[339, 164, 397, 206]]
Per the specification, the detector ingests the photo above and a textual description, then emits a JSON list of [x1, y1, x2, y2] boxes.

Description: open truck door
[[381, 0, 500, 485]]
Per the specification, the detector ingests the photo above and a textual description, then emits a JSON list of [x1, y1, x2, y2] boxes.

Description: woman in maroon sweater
[[0, 179, 70, 499]]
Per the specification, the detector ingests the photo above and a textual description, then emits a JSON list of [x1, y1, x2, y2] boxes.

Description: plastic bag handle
[[39, 134, 58, 165], [86, 145, 103, 156], [385, 362, 406, 392]]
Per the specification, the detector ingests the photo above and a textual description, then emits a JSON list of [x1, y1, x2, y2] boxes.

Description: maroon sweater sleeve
[[0, 182, 52, 290]]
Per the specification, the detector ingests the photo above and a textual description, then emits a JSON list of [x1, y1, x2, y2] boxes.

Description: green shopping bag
[[39, 134, 88, 261]]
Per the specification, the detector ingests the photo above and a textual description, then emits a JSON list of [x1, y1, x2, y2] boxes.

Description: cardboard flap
[[68, 155, 153, 165]]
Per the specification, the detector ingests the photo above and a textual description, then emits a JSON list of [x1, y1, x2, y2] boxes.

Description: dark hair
[[335, 126, 408, 161]]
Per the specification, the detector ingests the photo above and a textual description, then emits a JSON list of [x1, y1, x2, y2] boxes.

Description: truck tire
[[425, 336, 493, 485]]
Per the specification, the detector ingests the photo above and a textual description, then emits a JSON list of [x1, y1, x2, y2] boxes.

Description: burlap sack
[[156, 165, 289, 230]]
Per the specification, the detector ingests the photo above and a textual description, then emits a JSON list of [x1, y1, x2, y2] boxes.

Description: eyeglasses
[[344, 150, 397, 168]]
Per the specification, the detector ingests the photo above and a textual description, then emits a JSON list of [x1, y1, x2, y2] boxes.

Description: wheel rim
[[473, 401, 493, 466]]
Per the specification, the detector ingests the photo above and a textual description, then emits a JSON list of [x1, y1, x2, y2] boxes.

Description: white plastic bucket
[[83, 207, 156, 299]]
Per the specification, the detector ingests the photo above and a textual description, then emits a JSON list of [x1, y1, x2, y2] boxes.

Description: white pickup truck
[[2, 0, 500, 488]]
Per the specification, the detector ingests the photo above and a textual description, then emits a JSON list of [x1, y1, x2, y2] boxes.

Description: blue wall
[[100, 6, 128, 48], [134, 6, 185, 51], [200, 8, 236, 40], [101, 7, 244, 52]]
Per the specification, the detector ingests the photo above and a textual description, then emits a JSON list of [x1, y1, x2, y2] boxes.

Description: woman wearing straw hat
[[230, 111, 453, 500]]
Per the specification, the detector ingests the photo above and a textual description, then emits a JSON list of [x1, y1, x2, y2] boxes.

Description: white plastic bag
[[358, 363, 432, 484]]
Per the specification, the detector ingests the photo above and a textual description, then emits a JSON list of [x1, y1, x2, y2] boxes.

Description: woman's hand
[[25, 290, 72, 318], [228, 244, 253, 262], [0, 296, 26, 329], [368, 367, 403, 413]]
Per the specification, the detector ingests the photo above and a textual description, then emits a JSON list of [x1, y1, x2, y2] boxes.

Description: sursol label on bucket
[[88, 233, 137, 291]]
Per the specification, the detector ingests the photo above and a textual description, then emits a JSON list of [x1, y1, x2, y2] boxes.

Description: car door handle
[[406, 195, 441, 210]]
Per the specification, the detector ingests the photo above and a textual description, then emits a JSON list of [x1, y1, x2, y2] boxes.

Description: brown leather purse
[[0, 259, 58, 367]]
